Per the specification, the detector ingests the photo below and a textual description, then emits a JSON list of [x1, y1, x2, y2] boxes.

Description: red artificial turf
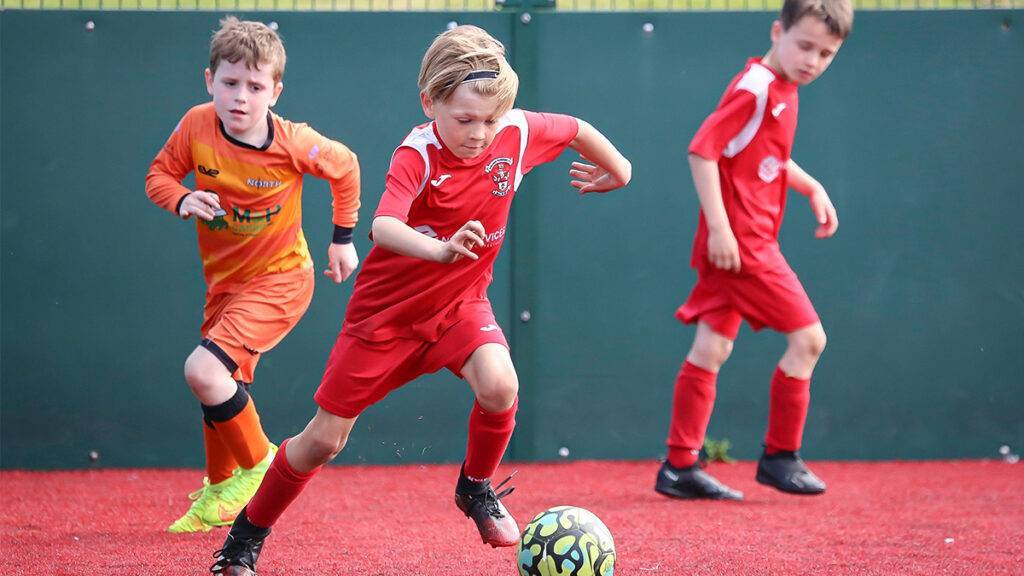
[[1, 460, 1021, 575]]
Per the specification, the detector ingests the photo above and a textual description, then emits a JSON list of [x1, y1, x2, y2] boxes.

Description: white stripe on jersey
[[395, 111, 531, 197], [394, 124, 442, 198], [722, 63, 775, 159], [497, 110, 530, 189]]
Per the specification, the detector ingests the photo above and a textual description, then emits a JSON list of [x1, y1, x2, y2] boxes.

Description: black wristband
[[332, 225, 354, 244], [174, 192, 190, 217]]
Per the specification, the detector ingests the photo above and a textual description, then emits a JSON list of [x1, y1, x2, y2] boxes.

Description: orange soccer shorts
[[200, 265, 315, 383]]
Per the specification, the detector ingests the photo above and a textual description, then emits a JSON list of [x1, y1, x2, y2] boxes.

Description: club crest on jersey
[[485, 157, 513, 197], [758, 155, 783, 183]]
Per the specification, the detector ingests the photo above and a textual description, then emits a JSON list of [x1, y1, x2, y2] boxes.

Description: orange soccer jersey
[[146, 103, 360, 295]]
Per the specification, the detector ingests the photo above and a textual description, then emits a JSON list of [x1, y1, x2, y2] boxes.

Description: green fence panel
[[0, 10, 514, 469], [2, 9, 1021, 469], [512, 10, 1023, 462]]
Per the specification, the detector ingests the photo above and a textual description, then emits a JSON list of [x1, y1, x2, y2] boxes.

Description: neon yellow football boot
[[168, 477, 229, 533], [214, 443, 278, 526]]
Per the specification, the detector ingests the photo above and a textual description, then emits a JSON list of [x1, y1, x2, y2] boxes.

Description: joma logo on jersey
[[246, 178, 283, 189], [198, 165, 220, 178], [485, 157, 513, 197]]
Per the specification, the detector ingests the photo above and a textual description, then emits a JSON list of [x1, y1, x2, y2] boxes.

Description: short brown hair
[[780, 0, 854, 39], [418, 25, 519, 115], [209, 16, 287, 82]]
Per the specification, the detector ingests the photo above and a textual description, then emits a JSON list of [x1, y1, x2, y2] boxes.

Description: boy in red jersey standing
[[211, 24, 631, 574], [656, 0, 853, 501], [147, 17, 361, 533]]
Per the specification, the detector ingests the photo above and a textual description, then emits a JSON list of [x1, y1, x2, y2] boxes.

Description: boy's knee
[[691, 337, 733, 369], [806, 326, 827, 357], [183, 352, 217, 396], [305, 429, 349, 465], [474, 370, 519, 413], [794, 326, 827, 359]]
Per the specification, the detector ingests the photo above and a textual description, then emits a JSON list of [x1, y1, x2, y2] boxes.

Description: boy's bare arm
[[786, 159, 838, 238], [566, 120, 632, 193], [372, 216, 485, 264], [689, 153, 741, 272], [324, 243, 359, 284]]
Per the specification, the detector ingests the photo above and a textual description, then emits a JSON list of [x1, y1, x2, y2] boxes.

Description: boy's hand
[[179, 191, 223, 221], [324, 242, 359, 283], [569, 156, 630, 194], [708, 227, 741, 272], [809, 188, 839, 238], [437, 220, 485, 263]]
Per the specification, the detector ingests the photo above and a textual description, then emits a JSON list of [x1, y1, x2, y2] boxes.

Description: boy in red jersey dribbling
[[211, 24, 631, 575]]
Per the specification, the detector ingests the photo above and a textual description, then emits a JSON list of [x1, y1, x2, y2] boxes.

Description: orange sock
[[211, 397, 270, 469], [202, 383, 271, 470], [203, 420, 238, 484]]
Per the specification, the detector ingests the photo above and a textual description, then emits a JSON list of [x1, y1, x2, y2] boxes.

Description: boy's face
[[422, 84, 505, 159], [205, 59, 283, 141], [770, 16, 844, 85]]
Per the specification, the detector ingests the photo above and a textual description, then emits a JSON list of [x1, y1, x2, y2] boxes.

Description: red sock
[[764, 367, 811, 453], [463, 398, 518, 481], [666, 361, 717, 469], [245, 438, 322, 528]]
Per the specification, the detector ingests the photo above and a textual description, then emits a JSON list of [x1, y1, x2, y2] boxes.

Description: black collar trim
[[219, 112, 274, 151]]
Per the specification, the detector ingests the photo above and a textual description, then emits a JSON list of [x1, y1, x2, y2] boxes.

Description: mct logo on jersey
[[485, 157, 513, 197], [202, 205, 283, 236], [758, 155, 783, 183]]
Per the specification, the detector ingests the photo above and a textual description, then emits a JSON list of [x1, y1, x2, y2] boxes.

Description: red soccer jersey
[[342, 110, 579, 342], [688, 58, 799, 273], [146, 103, 361, 295]]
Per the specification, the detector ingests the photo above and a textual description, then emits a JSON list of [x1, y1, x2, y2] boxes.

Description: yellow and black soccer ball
[[516, 505, 615, 576]]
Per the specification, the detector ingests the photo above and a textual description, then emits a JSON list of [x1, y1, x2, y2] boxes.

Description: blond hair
[[209, 16, 287, 82], [780, 0, 854, 39], [418, 25, 519, 115]]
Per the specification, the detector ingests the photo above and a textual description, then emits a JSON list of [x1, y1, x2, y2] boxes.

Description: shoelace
[[210, 535, 259, 573], [189, 477, 212, 501], [479, 472, 517, 518]]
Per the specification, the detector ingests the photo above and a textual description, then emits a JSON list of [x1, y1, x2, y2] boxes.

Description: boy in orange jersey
[[656, 0, 852, 501], [146, 17, 361, 533]]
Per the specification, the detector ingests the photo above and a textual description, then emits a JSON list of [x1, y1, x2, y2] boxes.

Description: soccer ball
[[516, 505, 615, 576]]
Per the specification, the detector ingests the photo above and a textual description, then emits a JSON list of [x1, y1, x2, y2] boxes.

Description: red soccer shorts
[[201, 265, 315, 383], [676, 263, 819, 340], [314, 300, 509, 418]]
